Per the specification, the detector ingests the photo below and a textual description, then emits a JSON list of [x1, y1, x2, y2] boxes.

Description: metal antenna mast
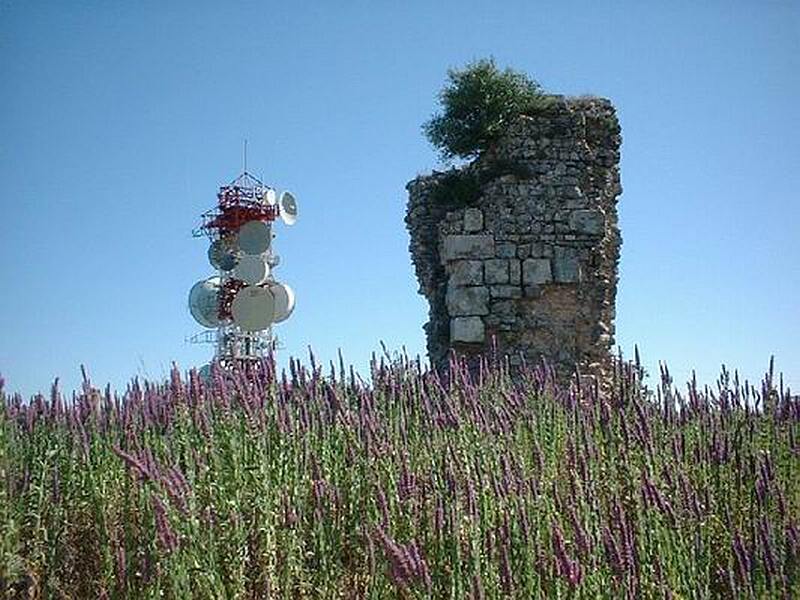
[[187, 167, 299, 373]]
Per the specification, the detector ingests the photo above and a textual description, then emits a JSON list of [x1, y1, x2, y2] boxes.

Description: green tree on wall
[[423, 58, 550, 161]]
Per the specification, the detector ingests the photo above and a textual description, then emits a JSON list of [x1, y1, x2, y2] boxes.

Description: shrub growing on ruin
[[423, 58, 551, 160]]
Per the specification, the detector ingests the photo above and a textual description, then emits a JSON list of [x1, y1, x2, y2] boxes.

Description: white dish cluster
[[188, 190, 298, 334]]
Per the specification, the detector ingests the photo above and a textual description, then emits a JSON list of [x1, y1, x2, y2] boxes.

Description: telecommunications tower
[[187, 170, 298, 367]]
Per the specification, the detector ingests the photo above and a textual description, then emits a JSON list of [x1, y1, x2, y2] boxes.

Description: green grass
[[0, 353, 798, 598]]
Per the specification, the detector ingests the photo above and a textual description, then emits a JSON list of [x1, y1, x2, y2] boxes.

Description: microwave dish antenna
[[187, 168, 299, 366], [279, 191, 298, 225], [237, 220, 271, 255], [231, 286, 275, 332], [269, 282, 296, 323], [188, 277, 223, 328], [234, 255, 270, 285], [208, 238, 239, 271]]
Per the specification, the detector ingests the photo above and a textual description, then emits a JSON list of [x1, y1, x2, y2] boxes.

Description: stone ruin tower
[[406, 96, 622, 383]]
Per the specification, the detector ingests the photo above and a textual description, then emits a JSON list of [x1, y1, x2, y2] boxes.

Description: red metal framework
[[217, 279, 246, 320], [194, 172, 280, 239]]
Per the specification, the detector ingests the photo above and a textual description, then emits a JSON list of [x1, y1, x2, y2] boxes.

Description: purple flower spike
[[552, 519, 582, 587], [151, 495, 178, 553], [374, 526, 414, 591]]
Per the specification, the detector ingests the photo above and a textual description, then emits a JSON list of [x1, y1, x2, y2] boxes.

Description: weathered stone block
[[463, 208, 484, 233], [441, 235, 494, 262], [446, 285, 489, 316], [449, 260, 483, 286], [451, 316, 485, 343], [491, 300, 514, 316], [523, 258, 552, 285], [484, 259, 509, 284], [529, 242, 546, 257], [569, 209, 605, 235], [496, 242, 517, 258], [553, 247, 581, 282], [509, 260, 521, 284], [491, 285, 522, 299]]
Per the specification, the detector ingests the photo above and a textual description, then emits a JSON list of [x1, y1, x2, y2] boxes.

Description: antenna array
[[188, 171, 299, 368]]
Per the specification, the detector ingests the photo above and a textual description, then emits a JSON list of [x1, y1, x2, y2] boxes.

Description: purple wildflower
[[112, 445, 156, 483], [373, 527, 417, 591], [732, 529, 750, 587], [552, 519, 582, 587], [569, 505, 591, 559], [151, 495, 178, 553], [602, 526, 625, 583], [408, 541, 433, 592], [375, 482, 390, 526]]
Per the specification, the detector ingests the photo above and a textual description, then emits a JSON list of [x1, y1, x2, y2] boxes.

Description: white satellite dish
[[188, 277, 222, 328], [279, 191, 298, 226], [269, 282, 295, 323], [231, 285, 275, 331], [208, 238, 238, 271], [237, 220, 271, 255], [234, 254, 270, 285], [264, 189, 276, 205]]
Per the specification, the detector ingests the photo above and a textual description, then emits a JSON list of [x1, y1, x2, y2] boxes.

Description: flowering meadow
[[1, 350, 798, 599]]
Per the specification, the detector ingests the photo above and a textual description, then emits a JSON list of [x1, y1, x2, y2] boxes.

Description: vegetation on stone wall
[[422, 58, 545, 207], [423, 57, 552, 161], [429, 159, 533, 208]]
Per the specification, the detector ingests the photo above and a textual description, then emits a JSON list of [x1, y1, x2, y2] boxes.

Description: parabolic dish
[[208, 238, 238, 271], [269, 282, 295, 323], [234, 254, 270, 285], [188, 277, 222, 328], [279, 191, 298, 226], [237, 220, 271, 255], [231, 285, 275, 332], [263, 188, 276, 205]]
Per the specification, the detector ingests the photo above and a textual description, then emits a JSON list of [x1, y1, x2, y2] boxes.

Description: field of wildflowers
[[1, 349, 798, 598]]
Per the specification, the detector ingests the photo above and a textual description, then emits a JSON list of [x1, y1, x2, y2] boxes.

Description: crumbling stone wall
[[405, 96, 622, 382]]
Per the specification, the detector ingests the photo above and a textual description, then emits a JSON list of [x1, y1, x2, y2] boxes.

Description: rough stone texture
[[552, 246, 581, 283], [569, 209, 605, 235], [449, 260, 483, 286], [446, 284, 489, 316], [509, 260, 521, 285], [451, 316, 485, 343], [490, 285, 522, 299], [463, 208, 484, 233], [406, 96, 622, 383], [523, 258, 553, 285], [441, 235, 495, 261], [484, 259, 510, 284]]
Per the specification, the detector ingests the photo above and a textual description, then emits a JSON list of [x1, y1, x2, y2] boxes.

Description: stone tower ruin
[[406, 96, 622, 382]]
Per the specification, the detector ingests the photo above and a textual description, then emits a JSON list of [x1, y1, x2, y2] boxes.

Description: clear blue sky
[[1, 1, 798, 398]]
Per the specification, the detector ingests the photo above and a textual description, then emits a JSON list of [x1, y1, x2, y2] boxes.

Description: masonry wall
[[405, 96, 622, 382]]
